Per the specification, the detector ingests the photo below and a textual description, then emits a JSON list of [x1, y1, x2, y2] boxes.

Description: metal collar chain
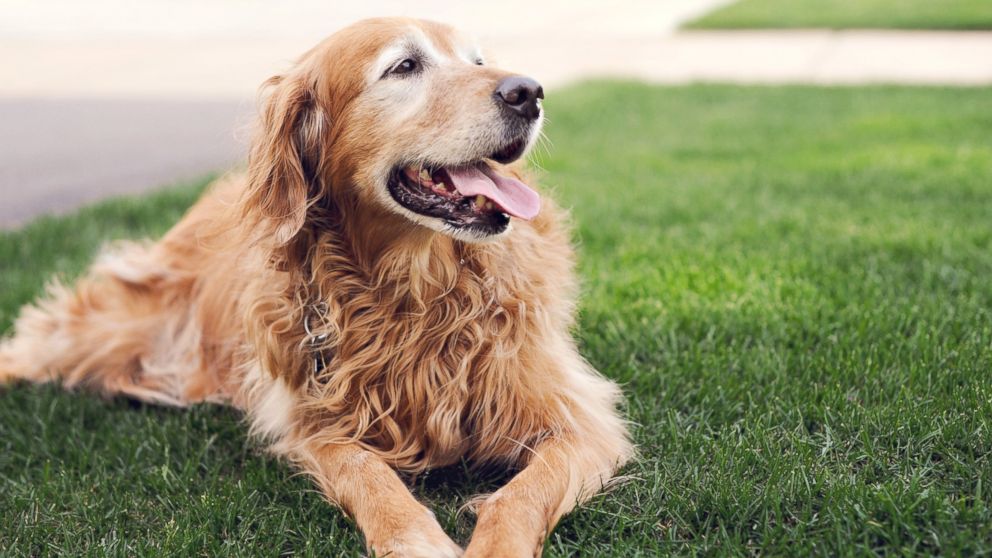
[[304, 302, 330, 374]]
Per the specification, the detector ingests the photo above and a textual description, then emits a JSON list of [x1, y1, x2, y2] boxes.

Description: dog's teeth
[[485, 201, 494, 209], [419, 169, 431, 183], [475, 195, 486, 207], [436, 182, 447, 190]]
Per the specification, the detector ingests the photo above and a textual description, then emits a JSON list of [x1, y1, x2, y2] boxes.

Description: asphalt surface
[[0, 98, 249, 226]]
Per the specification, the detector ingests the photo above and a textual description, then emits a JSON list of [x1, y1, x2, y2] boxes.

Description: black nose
[[494, 76, 544, 120]]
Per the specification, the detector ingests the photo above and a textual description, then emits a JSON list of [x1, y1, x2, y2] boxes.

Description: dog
[[0, 17, 633, 557]]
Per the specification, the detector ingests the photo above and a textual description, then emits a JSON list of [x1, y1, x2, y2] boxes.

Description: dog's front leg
[[294, 441, 462, 558], [464, 433, 628, 558]]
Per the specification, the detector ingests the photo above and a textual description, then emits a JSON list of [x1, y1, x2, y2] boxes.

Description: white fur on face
[[363, 29, 447, 132], [365, 26, 449, 85]]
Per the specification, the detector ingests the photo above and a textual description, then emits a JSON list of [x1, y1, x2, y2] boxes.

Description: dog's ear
[[243, 73, 326, 246]]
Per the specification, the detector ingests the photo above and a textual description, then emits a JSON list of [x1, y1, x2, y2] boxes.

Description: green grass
[[3, 83, 992, 555], [687, 0, 992, 30]]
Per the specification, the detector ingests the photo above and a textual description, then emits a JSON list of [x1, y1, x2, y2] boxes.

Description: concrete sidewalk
[[5, 30, 991, 101], [582, 30, 992, 86], [2, 0, 991, 227]]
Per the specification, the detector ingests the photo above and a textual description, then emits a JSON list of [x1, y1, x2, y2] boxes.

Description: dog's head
[[244, 17, 544, 245]]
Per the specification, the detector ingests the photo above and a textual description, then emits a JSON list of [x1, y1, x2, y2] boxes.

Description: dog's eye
[[474, 58, 484, 66], [391, 58, 419, 76]]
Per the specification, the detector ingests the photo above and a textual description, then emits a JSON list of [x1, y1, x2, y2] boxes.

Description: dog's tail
[[0, 283, 73, 386], [1, 245, 196, 406], [0, 280, 138, 391], [0, 342, 18, 384]]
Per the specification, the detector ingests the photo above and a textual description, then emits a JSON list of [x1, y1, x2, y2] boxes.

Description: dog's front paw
[[463, 497, 543, 558], [367, 507, 462, 558], [370, 530, 462, 558], [463, 539, 538, 558], [464, 523, 540, 558]]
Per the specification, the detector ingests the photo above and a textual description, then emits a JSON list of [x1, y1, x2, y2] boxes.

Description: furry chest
[[313, 304, 528, 469]]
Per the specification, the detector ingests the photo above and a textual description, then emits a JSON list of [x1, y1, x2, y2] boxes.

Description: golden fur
[[0, 18, 633, 557]]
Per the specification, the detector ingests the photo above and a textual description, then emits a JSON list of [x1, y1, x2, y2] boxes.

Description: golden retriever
[[0, 17, 633, 557]]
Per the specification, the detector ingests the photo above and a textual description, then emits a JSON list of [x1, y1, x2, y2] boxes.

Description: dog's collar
[[304, 302, 331, 374]]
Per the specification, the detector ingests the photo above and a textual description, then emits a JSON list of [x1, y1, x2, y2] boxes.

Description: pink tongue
[[444, 164, 541, 220]]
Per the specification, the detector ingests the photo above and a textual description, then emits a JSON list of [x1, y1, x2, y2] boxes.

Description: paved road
[[0, 98, 247, 226], [2, 0, 991, 227]]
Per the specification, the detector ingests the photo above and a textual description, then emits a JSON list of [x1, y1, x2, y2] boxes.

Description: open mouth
[[386, 139, 540, 236]]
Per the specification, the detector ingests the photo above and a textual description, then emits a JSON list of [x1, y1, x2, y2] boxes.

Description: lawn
[[687, 0, 992, 30], [2, 84, 992, 556]]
